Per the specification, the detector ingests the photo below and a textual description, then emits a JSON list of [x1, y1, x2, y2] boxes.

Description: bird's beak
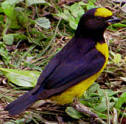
[[107, 16, 121, 24]]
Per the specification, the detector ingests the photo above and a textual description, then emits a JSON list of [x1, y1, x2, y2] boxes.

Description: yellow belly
[[50, 42, 109, 104]]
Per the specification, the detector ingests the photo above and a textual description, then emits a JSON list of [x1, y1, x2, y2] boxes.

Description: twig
[[119, 107, 126, 124], [73, 99, 98, 118], [57, 116, 65, 124], [72, 99, 106, 124], [95, 118, 107, 124], [112, 108, 118, 124], [105, 92, 111, 124], [31, 100, 52, 108]]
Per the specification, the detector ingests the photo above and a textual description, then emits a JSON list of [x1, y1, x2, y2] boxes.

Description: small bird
[[5, 7, 120, 116]]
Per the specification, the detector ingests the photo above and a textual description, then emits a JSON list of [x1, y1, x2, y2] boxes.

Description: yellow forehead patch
[[95, 8, 112, 17]]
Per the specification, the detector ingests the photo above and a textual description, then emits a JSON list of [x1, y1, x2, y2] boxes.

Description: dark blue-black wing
[[35, 48, 105, 98]]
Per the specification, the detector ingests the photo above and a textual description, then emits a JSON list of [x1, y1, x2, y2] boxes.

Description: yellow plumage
[[5, 7, 120, 116], [50, 42, 109, 104], [94, 8, 112, 17]]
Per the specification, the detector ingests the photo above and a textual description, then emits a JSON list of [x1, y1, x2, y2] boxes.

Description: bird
[[5, 7, 120, 116]]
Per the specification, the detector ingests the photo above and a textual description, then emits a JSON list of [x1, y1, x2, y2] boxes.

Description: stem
[[105, 92, 111, 124], [36, 18, 62, 58]]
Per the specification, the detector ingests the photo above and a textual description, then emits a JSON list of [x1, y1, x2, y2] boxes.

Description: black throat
[[75, 25, 105, 43]]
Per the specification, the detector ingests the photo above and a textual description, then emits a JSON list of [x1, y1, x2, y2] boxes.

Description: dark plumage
[[5, 7, 120, 116]]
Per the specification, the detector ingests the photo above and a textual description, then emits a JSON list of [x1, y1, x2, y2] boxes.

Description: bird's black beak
[[107, 16, 121, 24]]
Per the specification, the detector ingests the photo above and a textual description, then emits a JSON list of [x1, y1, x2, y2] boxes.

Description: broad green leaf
[[86, 83, 100, 95], [65, 107, 82, 119], [59, 9, 79, 30], [35, 17, 51, 29], [1, 1, 15, 17], [62, 9, 72, 21], [26, 0, 49, 6], [0, 68, 41, 88], [57, 2, 85, 30], [94, 97, 107, 112], [3, 34, 14, 45], [70, 3, 84, 18], [69, 18, 78, 30], [115, 92, 126, 109]]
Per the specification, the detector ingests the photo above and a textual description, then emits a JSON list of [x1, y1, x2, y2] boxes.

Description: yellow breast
[[50, 42, 109, 104]]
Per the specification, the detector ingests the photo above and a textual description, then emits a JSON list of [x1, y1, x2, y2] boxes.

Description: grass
[[0, 0, 126, 123]]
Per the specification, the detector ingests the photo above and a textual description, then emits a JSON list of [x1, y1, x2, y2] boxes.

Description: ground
[[0, 0, 126, 124]]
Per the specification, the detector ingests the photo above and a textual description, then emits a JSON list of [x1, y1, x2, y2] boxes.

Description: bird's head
[[75, 8, 120, 38]]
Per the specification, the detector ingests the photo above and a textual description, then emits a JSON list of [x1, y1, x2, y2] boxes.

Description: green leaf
[[1, 1, 15, 17], [94, 111, 107, 119], [0, 7, 4, 13], [69, 17, 78, 30], [3, 34, 14, 45], [80, 83, 119, 119], [1, 1, 20, 29], [60, 9, 72, 21], [86, 1, 96, 10], [0, 68, 41, 88], [65, 107, 82, 119], [14, 33, 27, 41], [86, 83, 100, 95], [57, 2, 84, 30], [112, 23, 126, 28], [35, 17, 51, 29], [113, 53, 122, 65], [4, 122, 14, 124], [4, 0, 23, 5], [0, 42, 10, 65], [26, 0, 49, 6], [94, 97, 107, 112], [70, 3, 84, 18], [115, 92, 126, 109], [0, 15, 4, 24], [16, 7, 31, 28]]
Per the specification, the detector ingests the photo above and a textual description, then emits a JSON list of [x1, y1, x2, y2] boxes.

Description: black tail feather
[[5, 92, 38, 116]]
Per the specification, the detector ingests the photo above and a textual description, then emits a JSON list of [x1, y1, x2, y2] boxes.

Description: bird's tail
[[5, 91, 39, 116]]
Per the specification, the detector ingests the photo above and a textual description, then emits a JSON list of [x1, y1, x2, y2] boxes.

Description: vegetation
[[0, 0, 126, 123]]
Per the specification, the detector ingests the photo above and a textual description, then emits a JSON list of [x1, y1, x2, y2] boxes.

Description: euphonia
[[5, 7, 120, 116]]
